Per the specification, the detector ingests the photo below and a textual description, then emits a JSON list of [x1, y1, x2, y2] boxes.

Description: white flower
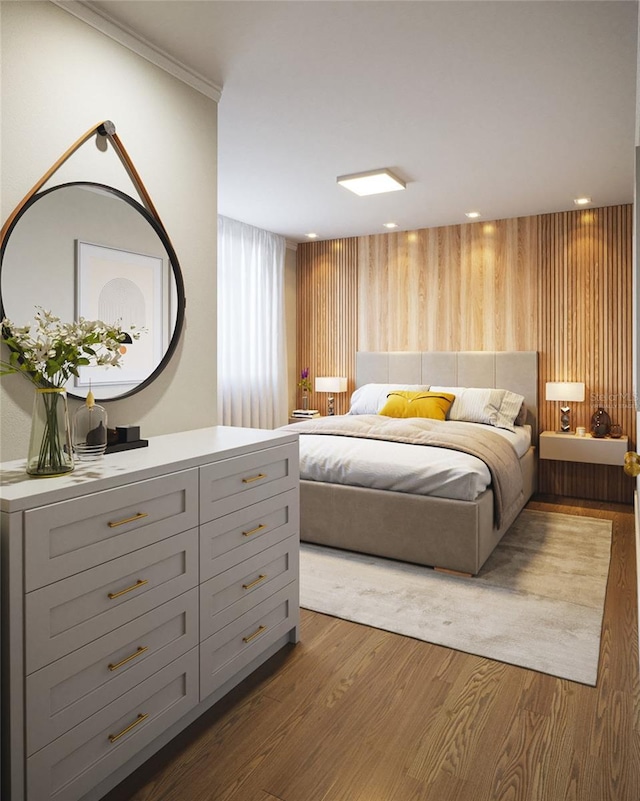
[[1, 306, 141, 388]]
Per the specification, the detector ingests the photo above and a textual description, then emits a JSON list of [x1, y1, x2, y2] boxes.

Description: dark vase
[[591, 407, 611, 438]]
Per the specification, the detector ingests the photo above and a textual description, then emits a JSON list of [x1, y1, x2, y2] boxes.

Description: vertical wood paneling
[[296, 205, 633, 503], [297, 239, 358, 416], [537, 206, 635, 503]]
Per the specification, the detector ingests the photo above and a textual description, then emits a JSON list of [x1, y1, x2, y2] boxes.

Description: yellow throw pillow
[[379, 391, 455, 420]]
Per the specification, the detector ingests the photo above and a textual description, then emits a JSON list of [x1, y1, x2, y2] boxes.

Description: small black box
[[116, 425, 141, 443]]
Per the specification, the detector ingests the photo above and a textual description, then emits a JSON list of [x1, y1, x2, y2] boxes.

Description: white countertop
[[0, 426, 298, 512]]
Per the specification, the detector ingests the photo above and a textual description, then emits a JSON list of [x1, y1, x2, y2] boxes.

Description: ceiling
[[84, 1, 637, 243]]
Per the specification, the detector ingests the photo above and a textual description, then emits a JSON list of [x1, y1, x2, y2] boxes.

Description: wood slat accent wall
[[357, 218, 538, 351], [296, 238, 358, 416], [296, 205, 634, 502], [537, 205, 634, 502]]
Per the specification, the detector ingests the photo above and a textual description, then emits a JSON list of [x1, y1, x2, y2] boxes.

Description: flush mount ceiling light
[[383, 222, 399, 229], [465, 211, 481, 219], [306, 232, 318, 239], [337, 168, 406, 196], [574, 197, 592, 206]]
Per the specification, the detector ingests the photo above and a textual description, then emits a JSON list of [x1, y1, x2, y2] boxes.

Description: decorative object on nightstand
[[545, 381, 585, 433], [590, 407, 612, 438], [73, 389, 107, 461], [315, 376, 348, 415], [290, 409, 320, 422], [609, 423, 623, 439], [298, 367, 312, 411]]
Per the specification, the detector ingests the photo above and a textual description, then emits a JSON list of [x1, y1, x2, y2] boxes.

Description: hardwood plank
[[103, 498, 640, 801]]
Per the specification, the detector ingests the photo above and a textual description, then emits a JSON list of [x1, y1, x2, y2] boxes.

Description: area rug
[[299, 509, 613, 685]]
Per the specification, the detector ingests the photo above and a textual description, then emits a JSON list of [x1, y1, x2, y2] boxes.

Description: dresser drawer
[[24, 469, 199, 591], [26, 588, 199, 755], [200, 584, 298, 700], [200, 488, 299, 582], [27, 648, 199, 801], [199, 443, 298, 523], [26, 529, 199, 673], [200, 536, 298, 640]]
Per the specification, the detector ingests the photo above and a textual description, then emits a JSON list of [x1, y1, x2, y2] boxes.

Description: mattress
[[298, 421, 532, 502]]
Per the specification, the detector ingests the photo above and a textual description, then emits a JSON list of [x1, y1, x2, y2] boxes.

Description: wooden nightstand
[[288, 415, 324, 424], [539, 430, 629, 466]]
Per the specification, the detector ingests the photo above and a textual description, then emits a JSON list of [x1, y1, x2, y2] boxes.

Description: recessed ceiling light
[[574, 196, 592, 206], [306, 232, 318, 239], [465, 211, 481, 219], [337, 168, 406, 196], [383, 222, 399, 229]]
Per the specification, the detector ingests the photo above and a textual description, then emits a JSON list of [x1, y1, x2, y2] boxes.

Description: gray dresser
[[0, 426, 300, 801]]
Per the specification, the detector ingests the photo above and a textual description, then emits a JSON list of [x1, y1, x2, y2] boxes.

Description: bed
[[285, 351, 538, 575]]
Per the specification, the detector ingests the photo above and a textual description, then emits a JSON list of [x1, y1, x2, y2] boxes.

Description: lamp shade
[[315, 376, 348, 393], [545, 381, 585, 402]]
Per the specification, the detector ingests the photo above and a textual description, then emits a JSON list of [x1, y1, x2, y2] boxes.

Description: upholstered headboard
[[356, 351, 538, 435]]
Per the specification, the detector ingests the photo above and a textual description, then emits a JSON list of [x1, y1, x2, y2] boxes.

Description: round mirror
[[0, 182, 185, 400]]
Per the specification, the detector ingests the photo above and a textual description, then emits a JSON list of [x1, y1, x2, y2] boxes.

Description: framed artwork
[[75, 241, 166, 387]]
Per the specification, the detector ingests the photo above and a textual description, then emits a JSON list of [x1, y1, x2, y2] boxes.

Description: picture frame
[[75, 241, 166, 387]]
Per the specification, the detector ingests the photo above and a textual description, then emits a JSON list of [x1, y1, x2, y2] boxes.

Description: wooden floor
[[103, 496, 640, 801]]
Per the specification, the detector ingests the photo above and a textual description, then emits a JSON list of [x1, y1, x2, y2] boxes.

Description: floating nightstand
[[539, 431, 628, 466]]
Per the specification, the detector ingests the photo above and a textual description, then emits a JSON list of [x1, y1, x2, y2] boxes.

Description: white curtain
[[217, 215, 288, 428]]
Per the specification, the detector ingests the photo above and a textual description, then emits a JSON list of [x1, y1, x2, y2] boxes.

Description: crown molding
[[50, 1, 222, 102]]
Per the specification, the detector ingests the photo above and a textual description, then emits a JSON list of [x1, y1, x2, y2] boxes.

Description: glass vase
[[27, 388, 74, 477], [73, 390, 108, 461], [302, 391, 309, 411]]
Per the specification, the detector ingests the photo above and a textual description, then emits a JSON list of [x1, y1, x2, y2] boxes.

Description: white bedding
[[298, 421, 531, 502]]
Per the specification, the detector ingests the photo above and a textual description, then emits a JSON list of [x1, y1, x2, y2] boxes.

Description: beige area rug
[[300, 509, 613, 685]]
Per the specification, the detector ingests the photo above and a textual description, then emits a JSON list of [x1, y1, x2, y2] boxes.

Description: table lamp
[[315, 376, 348, 415], [545, 381, 585, 433]]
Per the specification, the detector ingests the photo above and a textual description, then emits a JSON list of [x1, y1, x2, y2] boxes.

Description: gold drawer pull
[[242, 574, 267, 591], [108, 712, 148, 744], [242, 523, 266, 538], [108, 646, 148, 672], [242, 473, 266, 484], [243, 624, 267, 644], [108, 512, 148, 529], [108, 578, 148, 600]]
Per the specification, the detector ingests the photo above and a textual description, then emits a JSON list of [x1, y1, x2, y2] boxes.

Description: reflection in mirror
[[0, 182, 184, 400]]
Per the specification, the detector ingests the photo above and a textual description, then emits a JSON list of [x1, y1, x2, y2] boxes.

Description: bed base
[[300, 447, 536, 576]]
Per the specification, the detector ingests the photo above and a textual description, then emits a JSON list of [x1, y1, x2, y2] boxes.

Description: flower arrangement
[[298, 367, 312, 393], [1, 307, 140, 476], [0, 307, 139, 388]]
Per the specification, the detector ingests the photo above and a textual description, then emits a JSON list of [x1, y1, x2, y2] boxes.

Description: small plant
[[298, 367, 312, 393]]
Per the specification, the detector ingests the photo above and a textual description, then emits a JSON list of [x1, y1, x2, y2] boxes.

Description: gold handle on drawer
[[108, 578, 148, 600], [242, 523, 266, 538], [242, 473, 267, 484], [108, 712, 148, 744], [242, 574, 267, 591], [108, 512, 149, 529], [108, 646, 148, 672], [243, 624, 267, 644]]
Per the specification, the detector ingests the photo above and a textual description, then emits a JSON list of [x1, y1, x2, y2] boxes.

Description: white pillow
[[348, 383, 430, 415], [430, 386, 525, 432], [496, 390, 527, 432]]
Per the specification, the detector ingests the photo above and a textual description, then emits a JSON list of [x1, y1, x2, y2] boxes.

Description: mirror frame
[[0, 181, 186, 400], [0, 120, 187, 401]]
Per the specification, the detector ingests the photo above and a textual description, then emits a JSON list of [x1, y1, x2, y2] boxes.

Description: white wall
[[0, 1, 218, 461]]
